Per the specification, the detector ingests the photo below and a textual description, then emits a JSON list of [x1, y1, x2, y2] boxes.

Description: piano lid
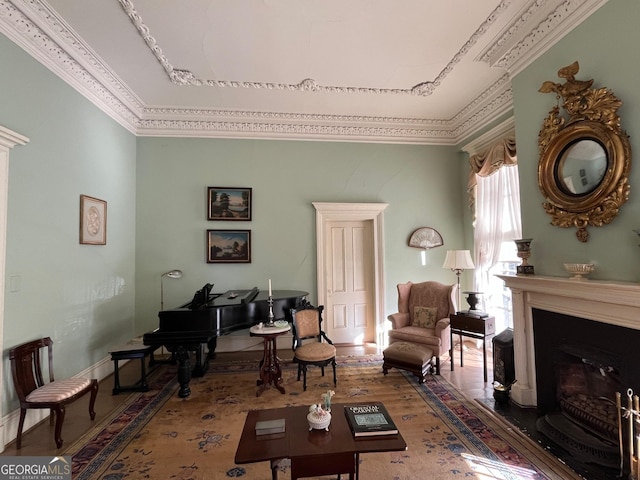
[[156, 288, 309, 336]]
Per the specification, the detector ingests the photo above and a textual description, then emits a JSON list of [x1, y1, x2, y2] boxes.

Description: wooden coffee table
[[234, 403, 406, 480]]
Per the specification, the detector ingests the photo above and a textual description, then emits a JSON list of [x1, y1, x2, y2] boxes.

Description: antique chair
[[387, 281, 457, 375], [9, 337, 99, 449], [291, 303, 337, 391]]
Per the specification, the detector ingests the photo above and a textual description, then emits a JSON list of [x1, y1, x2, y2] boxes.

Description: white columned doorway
[[0, 126, 29, 452], [313, 202, 388, 347]]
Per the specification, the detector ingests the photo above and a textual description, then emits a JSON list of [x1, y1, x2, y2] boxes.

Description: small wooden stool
[[109, 338, 158, 395], [382, 342, 434, 383]]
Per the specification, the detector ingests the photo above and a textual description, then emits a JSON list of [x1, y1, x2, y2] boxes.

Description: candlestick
[[267, 295, 274, 325]]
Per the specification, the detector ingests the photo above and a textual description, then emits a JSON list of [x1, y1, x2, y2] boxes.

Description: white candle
[[268, 279, 272, 297]]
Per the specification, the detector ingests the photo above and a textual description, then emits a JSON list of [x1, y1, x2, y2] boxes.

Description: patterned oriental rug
[[65, 356, 580, 480]]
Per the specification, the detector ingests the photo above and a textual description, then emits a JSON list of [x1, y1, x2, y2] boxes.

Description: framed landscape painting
[[207, 187, 252, 221], [207, 229, 251, 263]]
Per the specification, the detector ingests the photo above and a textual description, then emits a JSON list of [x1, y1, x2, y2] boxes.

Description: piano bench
[[109, 338, 160, 395]]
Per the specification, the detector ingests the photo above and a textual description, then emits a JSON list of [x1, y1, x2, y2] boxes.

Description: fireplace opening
[[532, 308, 640, 474], [535, 343, 620, 468]]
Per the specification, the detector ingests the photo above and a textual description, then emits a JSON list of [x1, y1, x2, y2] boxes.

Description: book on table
[[344, 402, 398, 437], [255, 418, 285, 436]]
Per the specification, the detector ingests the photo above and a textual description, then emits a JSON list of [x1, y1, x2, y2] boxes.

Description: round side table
[[249, 324, 291, 396]]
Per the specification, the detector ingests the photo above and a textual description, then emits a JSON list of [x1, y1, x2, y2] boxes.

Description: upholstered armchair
[[387, 281, 457, 374]]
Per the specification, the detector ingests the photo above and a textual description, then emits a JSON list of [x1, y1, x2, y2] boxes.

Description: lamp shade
[[160, 269, 183, 310], [442, 250, 475, 270], [162, 269, 183, 279]]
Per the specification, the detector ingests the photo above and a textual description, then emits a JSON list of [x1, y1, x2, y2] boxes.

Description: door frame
[[0, 126, 29, 451], [313, 202, 388, 346]]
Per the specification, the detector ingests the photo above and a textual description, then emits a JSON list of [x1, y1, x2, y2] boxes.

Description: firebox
[[532, 308, 640, 473]]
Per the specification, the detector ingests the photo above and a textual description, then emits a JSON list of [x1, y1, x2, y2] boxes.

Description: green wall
[[511, 0, 640, 281], [134, 138, 464, 334], [0, 34, 137, 415]]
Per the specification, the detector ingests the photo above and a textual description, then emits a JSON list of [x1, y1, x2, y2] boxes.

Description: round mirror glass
[[557, 139, 607, 195]]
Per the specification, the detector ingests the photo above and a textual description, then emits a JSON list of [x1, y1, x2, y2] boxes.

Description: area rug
[[65, 356, 580, 479]]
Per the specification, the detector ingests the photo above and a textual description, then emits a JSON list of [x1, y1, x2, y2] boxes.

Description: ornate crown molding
[[0, 0, 511, 143], [118, 0, 512, 97], [461, 117, 515, 156], [0, 0, 141, 132], [450, 75, 513, 142], [482, 0, 608, 75], [3, 0, 603, 143], [136, 117, 459, 144]]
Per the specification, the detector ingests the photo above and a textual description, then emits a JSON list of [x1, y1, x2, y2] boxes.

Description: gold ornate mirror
[[538, 61, 631, 242]]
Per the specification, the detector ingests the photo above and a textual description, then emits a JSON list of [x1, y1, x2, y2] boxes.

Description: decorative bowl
[[273, 320, 289, 328], [564, 263, 595, 280], [307, 411, 331, 431]]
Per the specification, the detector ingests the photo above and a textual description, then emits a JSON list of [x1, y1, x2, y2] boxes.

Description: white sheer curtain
[[467, 138, 522, 313]]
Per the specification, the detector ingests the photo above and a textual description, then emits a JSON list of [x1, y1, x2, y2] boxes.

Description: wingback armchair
[[387, 281, 457, 374]]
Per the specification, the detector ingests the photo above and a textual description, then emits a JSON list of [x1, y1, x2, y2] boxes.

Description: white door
[[324, 220, 375, 344]]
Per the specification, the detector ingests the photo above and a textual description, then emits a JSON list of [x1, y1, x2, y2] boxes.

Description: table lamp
[[442, 250, 475, 311]]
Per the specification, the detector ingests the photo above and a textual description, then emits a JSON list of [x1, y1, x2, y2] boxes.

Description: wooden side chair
[[9, 336, 98, 449], [291, 303, 337, 391]]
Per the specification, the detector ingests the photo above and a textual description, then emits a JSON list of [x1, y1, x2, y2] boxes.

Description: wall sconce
[[442, 250, 475, 311], [160, 269, 183, 310]]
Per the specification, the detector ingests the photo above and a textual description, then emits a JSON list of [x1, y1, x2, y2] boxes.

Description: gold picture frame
[[80, 194, 107, 245]]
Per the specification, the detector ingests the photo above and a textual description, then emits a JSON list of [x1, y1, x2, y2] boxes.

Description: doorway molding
[[313, 202, 388, 346], [0, 125, 29, 452]]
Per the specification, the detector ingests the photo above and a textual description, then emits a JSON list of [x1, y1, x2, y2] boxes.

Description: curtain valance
[[467, 137, 517, 210]]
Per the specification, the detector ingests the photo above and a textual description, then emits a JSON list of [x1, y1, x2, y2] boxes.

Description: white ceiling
[[0, 0, 607, 144]]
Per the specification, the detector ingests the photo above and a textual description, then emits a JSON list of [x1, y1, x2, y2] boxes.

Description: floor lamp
[[442, 250, 475, 312], [160, 269, 183, 310]]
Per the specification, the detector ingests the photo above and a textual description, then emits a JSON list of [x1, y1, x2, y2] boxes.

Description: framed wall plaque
[[80, 195, 107, 245]]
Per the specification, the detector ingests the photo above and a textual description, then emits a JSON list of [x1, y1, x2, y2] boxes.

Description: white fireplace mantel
[[498, 274, 640, 407]]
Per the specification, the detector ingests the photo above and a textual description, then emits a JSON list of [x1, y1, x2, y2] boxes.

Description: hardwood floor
[[0, 341, 495, 457]]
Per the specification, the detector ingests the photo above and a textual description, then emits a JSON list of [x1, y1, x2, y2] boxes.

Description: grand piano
[[143, 284, 308, 397]]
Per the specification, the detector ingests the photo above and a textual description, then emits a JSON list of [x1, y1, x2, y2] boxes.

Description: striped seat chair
[[10, 337, 98, 449]]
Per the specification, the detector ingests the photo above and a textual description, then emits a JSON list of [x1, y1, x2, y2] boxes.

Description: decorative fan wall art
[[408, 227, 443, 249]]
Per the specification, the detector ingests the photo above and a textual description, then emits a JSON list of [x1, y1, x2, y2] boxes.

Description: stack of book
[[255, 418, 285, 436], [344, 402, 398, 437]]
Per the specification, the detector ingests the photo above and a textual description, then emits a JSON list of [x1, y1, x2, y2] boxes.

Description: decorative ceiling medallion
[[118, 0, 511, 97]]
